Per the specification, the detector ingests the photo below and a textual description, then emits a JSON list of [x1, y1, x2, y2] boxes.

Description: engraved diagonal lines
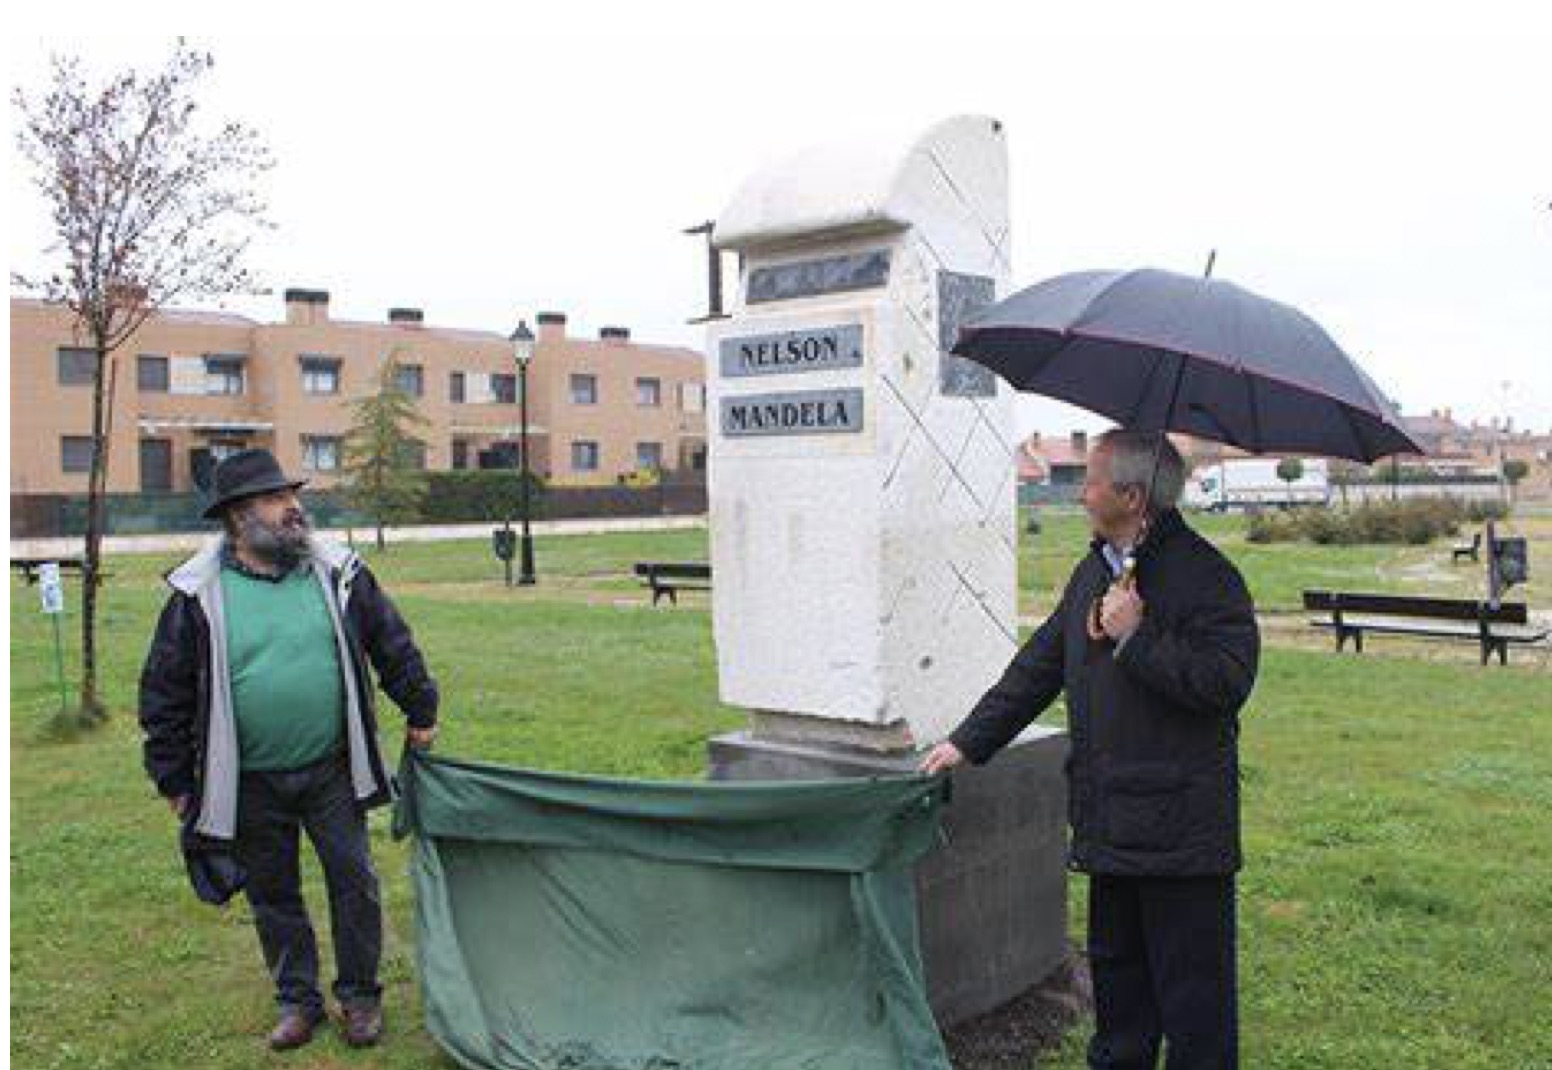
[[924, 148, 1012, 276], [947, 558, 1020, 648]]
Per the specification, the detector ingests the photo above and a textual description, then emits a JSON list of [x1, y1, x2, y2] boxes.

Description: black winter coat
[[139, 552, 438, 812], [949, 509, 1259, 876]]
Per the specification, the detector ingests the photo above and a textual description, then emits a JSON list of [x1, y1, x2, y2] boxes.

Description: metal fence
[[10, 483, 708, 539]]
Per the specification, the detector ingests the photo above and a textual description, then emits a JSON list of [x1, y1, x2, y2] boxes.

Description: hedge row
[[1245, 497, 1509, 545]]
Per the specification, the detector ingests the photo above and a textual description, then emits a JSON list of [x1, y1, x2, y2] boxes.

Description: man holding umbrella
[[921, 265, 1419, 1069], [923, 428, 1258, 1068]]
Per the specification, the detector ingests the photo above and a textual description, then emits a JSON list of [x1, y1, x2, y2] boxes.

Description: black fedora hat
[[201, 448, 308, 519]]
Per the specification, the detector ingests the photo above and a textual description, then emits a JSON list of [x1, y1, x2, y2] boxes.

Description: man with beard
[[139, 449, 438, 1051], [921, 430, 1259, 1070]]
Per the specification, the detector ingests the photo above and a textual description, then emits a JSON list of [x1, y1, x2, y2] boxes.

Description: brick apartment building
[[9, 292, 707, 497]]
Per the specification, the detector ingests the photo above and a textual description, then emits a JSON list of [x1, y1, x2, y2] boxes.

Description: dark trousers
[[1086, 874, 1237, 1070], [235, 753, 383, 1014]]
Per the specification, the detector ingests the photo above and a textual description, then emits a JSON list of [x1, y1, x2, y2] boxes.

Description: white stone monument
[[705, 117, 1070, 1026], [706, 114, 1020, 750]]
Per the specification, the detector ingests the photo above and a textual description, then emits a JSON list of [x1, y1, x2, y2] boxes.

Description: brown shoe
[[341, 1004, 383, 1048], [267, 1008, 324, 1051]]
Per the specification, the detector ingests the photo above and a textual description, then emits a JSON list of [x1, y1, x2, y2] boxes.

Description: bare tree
[[14, 41, 273, 731]]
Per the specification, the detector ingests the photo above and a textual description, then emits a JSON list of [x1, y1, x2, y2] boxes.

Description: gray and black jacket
[[139, 538, 439, 840]]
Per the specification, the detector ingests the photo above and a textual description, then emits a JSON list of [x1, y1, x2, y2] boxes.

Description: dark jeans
[[235, 752, 383, 1015], [1087, 874, 1237, 1070]]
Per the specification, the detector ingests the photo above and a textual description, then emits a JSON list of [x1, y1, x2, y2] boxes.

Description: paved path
[[10, 515, 708, 559]]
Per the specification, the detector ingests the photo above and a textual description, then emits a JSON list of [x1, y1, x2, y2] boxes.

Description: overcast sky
[[8, 3, 1551, 438]]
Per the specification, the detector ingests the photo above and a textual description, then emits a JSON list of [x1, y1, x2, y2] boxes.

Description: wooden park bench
[[1451, 531, 1482, 563], [633, 561, 712, 606], [1302, 590, 1549, 666], [10, 557, 86, 585]]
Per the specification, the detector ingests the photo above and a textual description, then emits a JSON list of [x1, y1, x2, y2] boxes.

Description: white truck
[[1184, 458, 1330, 512]]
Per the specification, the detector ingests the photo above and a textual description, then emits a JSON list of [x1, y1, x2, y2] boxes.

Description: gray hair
[[1098, 429, 1187, 515]]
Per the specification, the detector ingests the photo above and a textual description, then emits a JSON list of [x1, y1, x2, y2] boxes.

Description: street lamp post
[[510, 320, 538, 586]]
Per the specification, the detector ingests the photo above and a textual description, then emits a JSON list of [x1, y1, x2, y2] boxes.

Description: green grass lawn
[[10, 522, 1551, 1068]]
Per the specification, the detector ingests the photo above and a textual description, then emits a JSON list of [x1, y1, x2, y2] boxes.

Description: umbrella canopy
[[953, 268, 1422, 462]]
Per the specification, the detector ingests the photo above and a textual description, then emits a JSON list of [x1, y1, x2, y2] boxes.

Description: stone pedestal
[[709, 726, 1070, 1028]]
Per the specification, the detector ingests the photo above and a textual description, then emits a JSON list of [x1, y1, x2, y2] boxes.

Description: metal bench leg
[[1354, 630, 1364, 654]]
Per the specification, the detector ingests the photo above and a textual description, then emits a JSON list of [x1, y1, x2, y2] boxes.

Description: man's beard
[[235, 506, 312, 570]]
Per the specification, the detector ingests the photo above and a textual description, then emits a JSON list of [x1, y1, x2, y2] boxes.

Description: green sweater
[[221, 565, 346, 771]]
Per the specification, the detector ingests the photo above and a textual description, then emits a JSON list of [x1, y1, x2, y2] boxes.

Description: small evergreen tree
[[1276, 457, 1305, 500], [1501, 458, 1528, 486], [343, 352, 429, 550]]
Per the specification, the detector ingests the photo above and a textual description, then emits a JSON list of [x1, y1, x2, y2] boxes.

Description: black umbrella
[[953, 267, 1422, 463]]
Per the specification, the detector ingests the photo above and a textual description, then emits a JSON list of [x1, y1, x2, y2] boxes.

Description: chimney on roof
[[388, 307, 424, 326], [537, 311, 567, 342], [1071, 430, 1088, 453], [600, 326, 631, 342], [284, 288, 330, 326]]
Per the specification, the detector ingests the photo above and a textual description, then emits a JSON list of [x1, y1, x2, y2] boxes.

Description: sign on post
[[37, 561, 70, 716], [38, 562, 65, 615]]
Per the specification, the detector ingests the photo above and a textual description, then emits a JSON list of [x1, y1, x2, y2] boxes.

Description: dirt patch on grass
[[944, 952, 1091, 1070]]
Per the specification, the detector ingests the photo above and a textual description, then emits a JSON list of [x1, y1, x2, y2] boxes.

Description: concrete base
[[745, 710, 917, 753], [708, 726, 1069, 1028]]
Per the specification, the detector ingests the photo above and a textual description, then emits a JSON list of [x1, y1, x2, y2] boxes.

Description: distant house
[[1018, 431, 1092, 487], [1019, 429, 1235, 487]]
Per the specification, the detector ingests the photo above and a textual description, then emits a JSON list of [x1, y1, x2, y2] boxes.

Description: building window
[[492, 373, 517, 405], [398, 441, 427, 470], [570, 374, 597, 405], [301, 356, 341, 395], [480, 442, 520, 469], [690, 443, 707, 471], [209, 439, 246, 462], [61, 436, 95, 473], [394, 363, 424, 397], [451, 439, 469, 470], [302, 435, 342, 472], [680, 382, 706, 413], [636, 377, 662, 407], [205, 356, 245, 395], [57, 347, 97, 386], [137, 355, 170, 393], [636, 442, 663, 470], [450, 371, 466, 403], [571, 440, 599, 471]]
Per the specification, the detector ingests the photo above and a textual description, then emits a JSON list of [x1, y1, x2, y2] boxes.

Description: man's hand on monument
[[920, 741, 965, 775], [1100, 585, 1145, 644], [167, 794, 192, 819]]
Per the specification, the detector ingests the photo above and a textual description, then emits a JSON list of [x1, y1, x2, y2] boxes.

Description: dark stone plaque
[[938, 270, 997, 398], [746, 249, 891, 304], [719, 324, 864, 379], [721, 388, 865, 437]]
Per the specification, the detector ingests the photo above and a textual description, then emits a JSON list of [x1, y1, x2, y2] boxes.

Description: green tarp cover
[[394, 750, 953, 1070]]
